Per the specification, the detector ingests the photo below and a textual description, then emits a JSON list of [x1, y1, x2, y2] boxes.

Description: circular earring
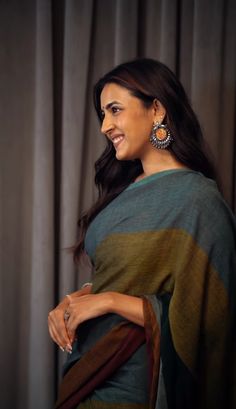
[[149, 121, 173, 149]]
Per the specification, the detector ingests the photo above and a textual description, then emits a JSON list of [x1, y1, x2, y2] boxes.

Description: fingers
[[65, 294, 72, 302], [64, 308, 80, 342], [64, 302, 85, 342], [48, 321, 65, 352], [48, 288, 93, 352], [64, 294, 99, 339], [82, 284, 92, 295], [77, 284, 92, 297], [65, 315, 80, 343], [48, 308, 72, 353]]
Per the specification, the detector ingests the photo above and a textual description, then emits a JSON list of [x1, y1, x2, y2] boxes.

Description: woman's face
[[100, 83, 162, 161]]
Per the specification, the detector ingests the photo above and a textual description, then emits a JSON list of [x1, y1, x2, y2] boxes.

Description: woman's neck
[[137, 150, 187, 181]]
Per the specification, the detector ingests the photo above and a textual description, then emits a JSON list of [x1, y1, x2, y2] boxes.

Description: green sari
[[56, 169, 236, 409]]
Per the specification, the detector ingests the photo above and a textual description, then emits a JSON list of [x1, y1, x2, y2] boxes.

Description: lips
[[111, 134, 124, 149]]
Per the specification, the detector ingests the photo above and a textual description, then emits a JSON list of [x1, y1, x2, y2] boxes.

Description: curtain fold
[[59, 0, 95, 301], [27, 1, 55, 408], [0, 1, 55, 408], [1, 1, 235, 408]]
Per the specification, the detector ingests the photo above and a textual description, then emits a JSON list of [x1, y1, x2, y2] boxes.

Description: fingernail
[[66, 343, 72, 351], [60, 346, 65, 352]]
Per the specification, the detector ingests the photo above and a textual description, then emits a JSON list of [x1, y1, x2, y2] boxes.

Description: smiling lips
[[111, 134, 124, 149]]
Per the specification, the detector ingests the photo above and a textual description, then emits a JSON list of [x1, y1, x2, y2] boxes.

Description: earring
[[149, 121, 173, 149]]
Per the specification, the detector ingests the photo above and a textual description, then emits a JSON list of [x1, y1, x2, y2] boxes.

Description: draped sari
[[56, 169, 236, 409]]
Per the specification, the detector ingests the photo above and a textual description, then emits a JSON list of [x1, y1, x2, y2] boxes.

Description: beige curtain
[[1, 0, 235, 408]]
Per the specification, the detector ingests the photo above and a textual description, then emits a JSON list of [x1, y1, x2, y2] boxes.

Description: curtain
[[0, 0, 235, 408]]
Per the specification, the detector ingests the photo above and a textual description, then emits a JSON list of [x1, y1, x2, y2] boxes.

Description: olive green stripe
[[92, 229, 229, 374]]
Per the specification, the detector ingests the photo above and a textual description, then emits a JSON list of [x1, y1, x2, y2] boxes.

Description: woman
[[48, 58, 236, 409]]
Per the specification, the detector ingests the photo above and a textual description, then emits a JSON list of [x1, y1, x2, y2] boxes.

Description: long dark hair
[[73, 58, 216, 261]]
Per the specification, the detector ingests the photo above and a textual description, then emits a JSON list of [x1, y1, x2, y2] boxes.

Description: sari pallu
[[56, 169, 236, 409]]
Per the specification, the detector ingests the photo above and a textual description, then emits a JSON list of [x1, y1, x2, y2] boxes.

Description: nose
[[101, 113, 115, 136]]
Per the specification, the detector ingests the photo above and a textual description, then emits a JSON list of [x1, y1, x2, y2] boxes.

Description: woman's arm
[[109, 292, 144, 326], [65, 292, 144, 345]]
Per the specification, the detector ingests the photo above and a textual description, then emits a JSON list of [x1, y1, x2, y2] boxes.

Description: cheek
[[112, 117, 123, 131], [134, 110, 153, 130], [117, 111, 152, 138], [134, 120, 152, 140]]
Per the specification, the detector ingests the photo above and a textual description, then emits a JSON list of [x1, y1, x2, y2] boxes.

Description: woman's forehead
[[100, 83, 134, 108]]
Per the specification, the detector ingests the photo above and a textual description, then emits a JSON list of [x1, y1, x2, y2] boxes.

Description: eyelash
[[111, 106, 121, 114], [100, 106, 121, 119]]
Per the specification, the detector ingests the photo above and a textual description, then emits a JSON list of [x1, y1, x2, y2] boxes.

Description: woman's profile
[[48, 58, 236, 409]]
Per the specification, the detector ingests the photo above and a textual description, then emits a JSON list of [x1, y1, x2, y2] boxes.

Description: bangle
[[81, 282, 92, 288]]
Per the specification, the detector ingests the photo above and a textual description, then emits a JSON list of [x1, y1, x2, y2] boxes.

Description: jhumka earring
[[149, 121, 173, 149]]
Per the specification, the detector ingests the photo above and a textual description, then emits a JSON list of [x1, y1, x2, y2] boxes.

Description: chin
[[115, 151, 133, 161], [115, 150, 126, 161], [116, 149, 141, 162], [115, 144, 134, 160]]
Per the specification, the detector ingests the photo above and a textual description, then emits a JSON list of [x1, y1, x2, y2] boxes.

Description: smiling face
[[100, 83, 165, 161]]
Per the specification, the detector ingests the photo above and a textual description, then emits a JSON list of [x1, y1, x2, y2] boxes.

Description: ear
[[152, 99, 166, 123]]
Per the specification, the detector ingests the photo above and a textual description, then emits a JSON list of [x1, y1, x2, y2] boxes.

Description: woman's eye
[[111, 106, 121, 114]]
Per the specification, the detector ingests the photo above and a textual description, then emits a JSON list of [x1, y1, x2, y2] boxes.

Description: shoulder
[[155, 170, 236, 238], [167, 170, 231, 212], [181, 172, 233, 218], [178, 172, 236, 243]]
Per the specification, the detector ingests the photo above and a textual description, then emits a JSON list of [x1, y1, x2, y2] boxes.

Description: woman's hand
[[49, 289, 144, 352], [48, 284, 92, 352], [65, 293, 112, 343], [65, 292, 144, 343]]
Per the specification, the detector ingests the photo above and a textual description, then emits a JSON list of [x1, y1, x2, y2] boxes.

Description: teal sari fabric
[[58, 169, 236, 409]]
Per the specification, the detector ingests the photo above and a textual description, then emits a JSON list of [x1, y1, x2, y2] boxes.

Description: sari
[[56, 169, 236, 409]]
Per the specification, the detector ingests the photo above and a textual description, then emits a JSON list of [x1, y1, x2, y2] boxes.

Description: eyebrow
[[101, 100, 121, 110]]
